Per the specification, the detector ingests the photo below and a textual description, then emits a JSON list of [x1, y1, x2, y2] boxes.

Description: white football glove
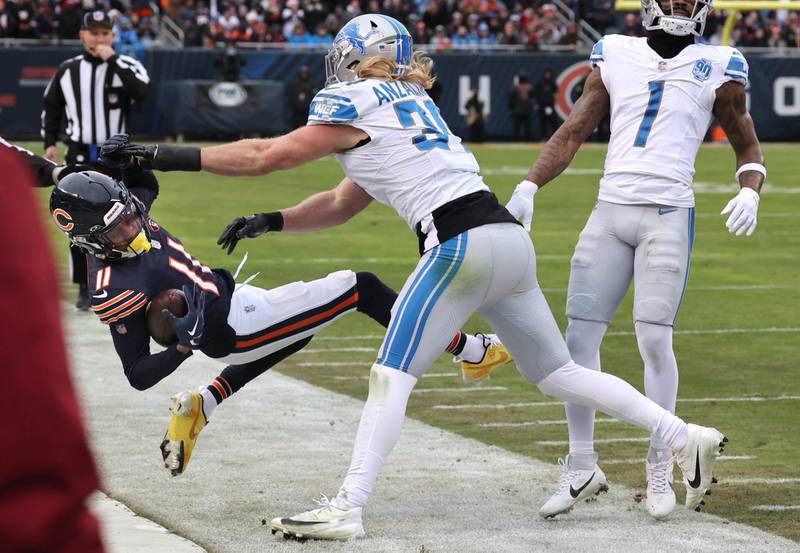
[[720, 187, 759, 236], [505, 180, 539, 231]]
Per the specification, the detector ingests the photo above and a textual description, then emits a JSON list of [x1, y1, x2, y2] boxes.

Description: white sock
[[200, 387, 218, 421], [334, 364, 417, 509], [458, 333, 486, 363], [635, 321, 679, 459], [538, 361, 687, 444], [564, 319, 607, 456]]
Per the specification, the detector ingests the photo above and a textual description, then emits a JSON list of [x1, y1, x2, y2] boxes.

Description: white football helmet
[[325, 14, 413, 85], [641, 0, 713, 37]]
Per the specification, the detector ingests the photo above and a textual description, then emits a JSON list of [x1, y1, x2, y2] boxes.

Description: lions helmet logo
[[53, 208, 74, 232]]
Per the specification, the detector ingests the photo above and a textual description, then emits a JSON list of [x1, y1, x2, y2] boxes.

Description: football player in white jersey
[[102, 14, 728, 540], [506, 0, 764, 520]]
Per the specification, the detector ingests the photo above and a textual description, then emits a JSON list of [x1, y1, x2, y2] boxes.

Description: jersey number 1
[[634, 81, 665, 148], [394, 99, 451, 151]]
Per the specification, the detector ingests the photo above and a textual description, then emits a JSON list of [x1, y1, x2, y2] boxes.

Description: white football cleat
[[270, 495, 364, 541], [645, 458, 676, 519], [674, 424, 727, 511], [539, 456, 609, 519]]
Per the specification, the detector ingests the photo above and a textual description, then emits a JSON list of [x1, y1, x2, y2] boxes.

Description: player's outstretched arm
[[524, 67, 610, 188], [202, 125, 368, 176], [101, 125, 369, 176], [714, 82, 765, 236], [281, 177, 373, 231], [218, 177, 373, 254]]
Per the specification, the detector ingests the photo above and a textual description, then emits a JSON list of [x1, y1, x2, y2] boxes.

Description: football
[[146, 289, 188, 346]]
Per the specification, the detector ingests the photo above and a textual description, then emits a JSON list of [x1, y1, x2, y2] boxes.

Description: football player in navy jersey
[[1, 135, 160, 310], [49, 170, 510, 476]]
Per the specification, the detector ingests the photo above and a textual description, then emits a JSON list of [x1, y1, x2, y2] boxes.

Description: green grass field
[[32, 142, 800, 542]]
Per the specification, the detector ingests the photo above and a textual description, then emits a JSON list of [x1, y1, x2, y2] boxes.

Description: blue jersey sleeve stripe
[[589, 39, 604, 62], [726, 58, 747, 73], [315, 93, 354, 103]]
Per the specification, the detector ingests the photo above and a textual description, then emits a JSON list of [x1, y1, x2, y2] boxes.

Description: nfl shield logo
[[692, 59, 713, 82], [658, 61, 667, 71]]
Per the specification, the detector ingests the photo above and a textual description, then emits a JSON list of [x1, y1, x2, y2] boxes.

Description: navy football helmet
[[50, 170, 151, 259]]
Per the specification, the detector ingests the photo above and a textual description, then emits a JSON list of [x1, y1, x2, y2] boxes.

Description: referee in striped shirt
[[42, 11, 150, 166], [42, 10, 152, 309]]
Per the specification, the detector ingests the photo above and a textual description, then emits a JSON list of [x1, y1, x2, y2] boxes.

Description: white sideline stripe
[[301, 347, 377, 353], [479, 418, 619, 428], [536, 437, 649, 446], [413, 386, 508, 394], [751, 505, 800, 512], [297, 361, 371, 367], [722, 478, 800, 486], [260, 252, 797, 264], [432, 395, 800, 410], [315, 327, 800, 343], [541, 284, 794, 293], [607, 327, 800, 337], [603, 455, 755, 465], [333, 372, 460, 380]]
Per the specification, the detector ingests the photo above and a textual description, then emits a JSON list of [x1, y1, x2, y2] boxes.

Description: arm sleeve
[[41, 67, 66, 149], [108, 309, 192, 391], [111, 55, 151, 100]]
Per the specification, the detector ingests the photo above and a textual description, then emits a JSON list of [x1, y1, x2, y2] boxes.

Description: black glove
[[217, 212, 283, 255], [163, 284, 206, 348], [99, 133, 157, 170], [54, 163, 94, 182]]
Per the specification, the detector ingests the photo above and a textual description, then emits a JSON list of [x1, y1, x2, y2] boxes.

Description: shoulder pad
[[308, 80, 374, 124]]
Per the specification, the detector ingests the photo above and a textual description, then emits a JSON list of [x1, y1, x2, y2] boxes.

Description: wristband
[[517, 180, 540, 196], [152, 144, 202, 172], [264, 211, 284, 231], [735, 163, 766, 185]]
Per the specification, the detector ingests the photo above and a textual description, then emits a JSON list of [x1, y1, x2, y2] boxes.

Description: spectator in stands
[[584, 0, 616, 34], [411, 19, 431, 44], [282, 0, 304, 39], [57, 0, 83, 39], [452, 24, 476, 46], [477, 21, 496, 46], [535, 68, 558, 140], [287, 21, 313, 43], [430, 23, 453, 51], [559, 20, 579, 47], [509, 72, 534, 141], [622, 12, 645, 37], [498, 18, 522, 44], [14, 6, 37, 39], [287, 65, 319, 129], [423, 0, 449, 30]]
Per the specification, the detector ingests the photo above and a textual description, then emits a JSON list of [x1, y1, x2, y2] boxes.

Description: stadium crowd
[[1, 0, 799, 49]]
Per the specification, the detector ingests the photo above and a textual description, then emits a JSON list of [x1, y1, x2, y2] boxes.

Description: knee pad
[[634, 235, 685, 324]]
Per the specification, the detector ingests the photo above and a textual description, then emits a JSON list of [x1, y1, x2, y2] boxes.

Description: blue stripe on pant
[[378, 233, 468, 372], [673, 207, 695, 324]]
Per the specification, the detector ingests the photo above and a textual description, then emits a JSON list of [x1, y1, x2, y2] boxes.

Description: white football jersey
[[306, 78, 488, 230], [592, 35, 749, 207]]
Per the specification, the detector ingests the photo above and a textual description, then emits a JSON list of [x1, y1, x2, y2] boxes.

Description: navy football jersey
[[87, 213, 236, 389]]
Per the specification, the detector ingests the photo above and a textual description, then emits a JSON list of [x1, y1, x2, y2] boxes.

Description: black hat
[[82, 10, 112, 29]]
